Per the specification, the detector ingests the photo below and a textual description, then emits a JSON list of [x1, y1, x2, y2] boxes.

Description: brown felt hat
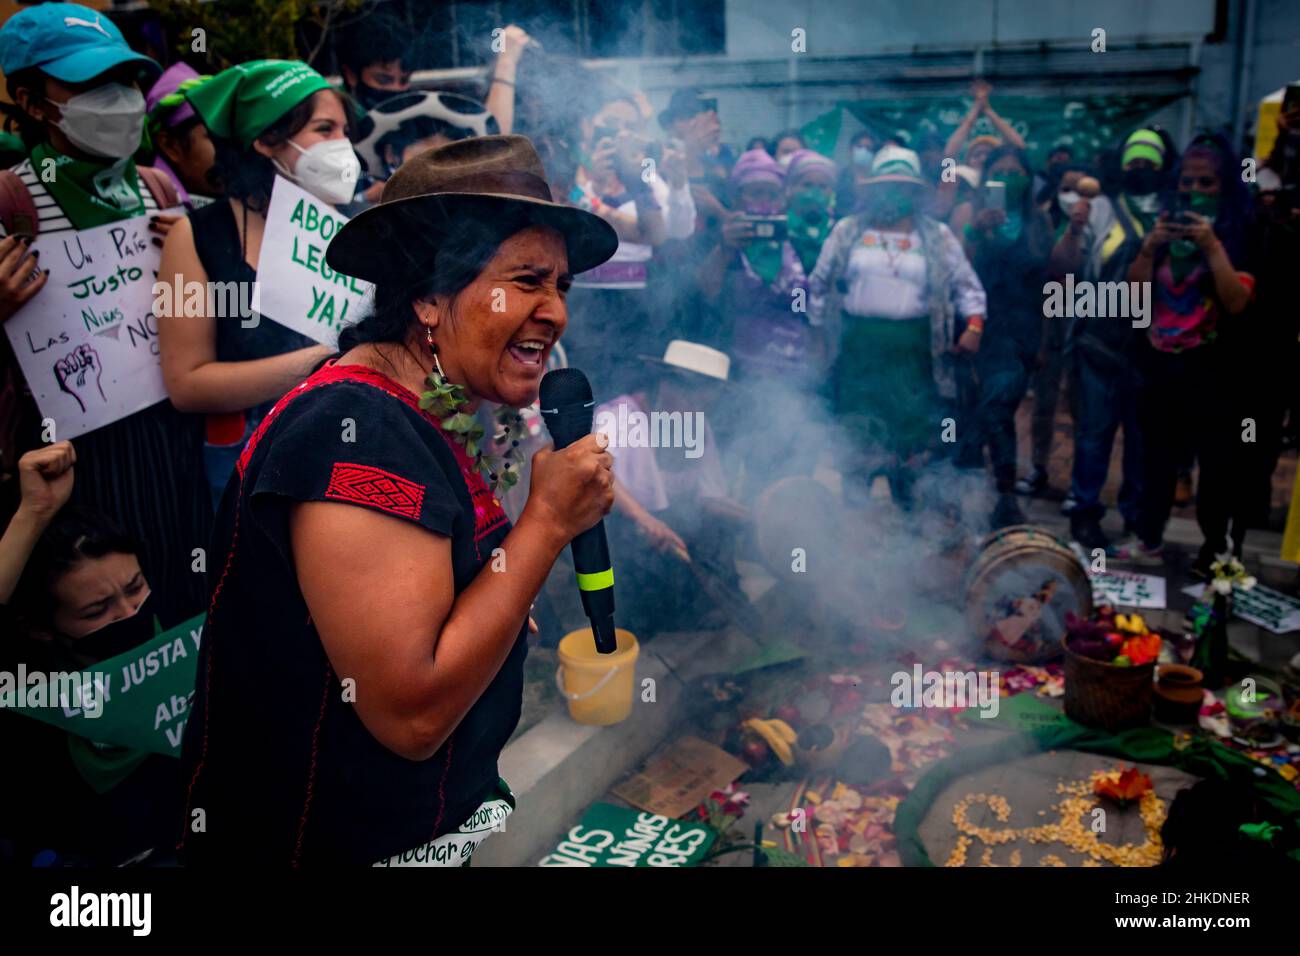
[[326, 134, 618, 285]]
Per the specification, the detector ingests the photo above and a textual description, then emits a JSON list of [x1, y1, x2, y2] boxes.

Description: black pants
[[973, 338, 1034, 491], [1135, 341, 1241, 552]]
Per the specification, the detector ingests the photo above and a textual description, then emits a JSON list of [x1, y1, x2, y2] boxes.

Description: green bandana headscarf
[[30, 142, 144, 230], [67, 733, 151, 795], [185, 59, 331, 148], [788, 186, 835, 272], [743, 237, 784, 285]]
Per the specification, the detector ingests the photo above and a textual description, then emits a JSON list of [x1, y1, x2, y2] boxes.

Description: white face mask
[[1129, 192, 1161, 214], [1057, 190, 1080, 215], [275, 138, 360, 205], [48, 82, 146, 160]]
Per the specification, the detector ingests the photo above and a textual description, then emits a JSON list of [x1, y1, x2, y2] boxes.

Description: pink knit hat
[[784, 148, 838, 185], [730, 147, 784, 188]]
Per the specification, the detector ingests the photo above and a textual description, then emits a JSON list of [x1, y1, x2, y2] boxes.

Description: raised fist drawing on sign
[[53, 344, 105, 413]]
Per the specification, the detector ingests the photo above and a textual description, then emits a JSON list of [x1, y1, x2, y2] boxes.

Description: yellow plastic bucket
[[555, 628, 639, 726]]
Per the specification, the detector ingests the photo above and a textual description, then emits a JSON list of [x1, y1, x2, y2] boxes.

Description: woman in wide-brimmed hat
[[809, 145, 987, 509], [178, 134, 618, 867]]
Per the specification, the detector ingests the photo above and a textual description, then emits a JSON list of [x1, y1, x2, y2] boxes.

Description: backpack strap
[[137, 164, 180, 210], [0, 168, 39, 238]]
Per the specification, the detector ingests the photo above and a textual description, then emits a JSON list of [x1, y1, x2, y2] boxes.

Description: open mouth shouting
[[506, 335, 551, 369]]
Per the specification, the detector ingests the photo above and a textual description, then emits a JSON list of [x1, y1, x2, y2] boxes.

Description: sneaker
[[1109, 536, 1164, 566], [1014, 467, 1048, 496], [1060, 495, 1080, 516], [991, 493, 1027, 530]]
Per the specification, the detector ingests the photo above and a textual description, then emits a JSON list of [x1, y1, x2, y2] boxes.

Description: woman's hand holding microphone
[[523, 432, 615, 550]]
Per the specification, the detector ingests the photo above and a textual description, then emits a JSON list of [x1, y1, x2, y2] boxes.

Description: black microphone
[[539, 368, 617, 655]]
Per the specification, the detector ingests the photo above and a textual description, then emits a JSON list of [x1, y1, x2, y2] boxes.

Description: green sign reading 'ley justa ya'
[[1, 613, 203, 757], [538, 803, 717, 867]]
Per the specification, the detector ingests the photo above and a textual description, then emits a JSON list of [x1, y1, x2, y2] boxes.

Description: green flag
[[824, 91, 1182, 167]]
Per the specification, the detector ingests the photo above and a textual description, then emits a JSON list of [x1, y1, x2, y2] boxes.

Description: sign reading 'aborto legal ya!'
[[253, 176, 372, 346]]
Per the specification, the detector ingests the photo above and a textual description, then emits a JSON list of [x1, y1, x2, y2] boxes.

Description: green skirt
[[833, 314, 936, 456]]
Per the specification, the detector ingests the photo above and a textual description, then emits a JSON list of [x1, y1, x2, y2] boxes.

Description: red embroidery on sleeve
[[326, 463, 425, 520]]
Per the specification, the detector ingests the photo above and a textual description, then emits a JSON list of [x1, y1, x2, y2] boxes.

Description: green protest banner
[[1, 613, 203, 757], [808, 92, 1182, 168], [537, 803, 717, 867]]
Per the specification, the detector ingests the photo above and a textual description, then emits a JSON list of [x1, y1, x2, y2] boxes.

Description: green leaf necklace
[[417, 347, 528, 496]]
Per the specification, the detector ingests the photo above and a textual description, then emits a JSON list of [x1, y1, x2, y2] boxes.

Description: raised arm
[[484, 24, 531, 135], [982, 101, 1026, 150], [0, 442, 75, 606]]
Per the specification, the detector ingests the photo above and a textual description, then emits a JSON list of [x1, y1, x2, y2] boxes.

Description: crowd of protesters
[[0, 4, 1297, 865]]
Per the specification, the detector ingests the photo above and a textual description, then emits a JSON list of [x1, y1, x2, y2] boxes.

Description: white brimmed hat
[[640, 339, 730, 382], [863, 144, 925, 186]]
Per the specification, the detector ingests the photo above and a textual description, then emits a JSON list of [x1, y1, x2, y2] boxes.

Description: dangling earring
[[426, 325, 446, 382]]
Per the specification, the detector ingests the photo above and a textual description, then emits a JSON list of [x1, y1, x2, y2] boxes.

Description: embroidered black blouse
[[178, 360, 524, 866]]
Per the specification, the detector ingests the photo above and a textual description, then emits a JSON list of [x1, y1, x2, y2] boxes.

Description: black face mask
[[1123, 167, 1164, 196], [355, 82, 404, 111], [54, 593, 159, 666]]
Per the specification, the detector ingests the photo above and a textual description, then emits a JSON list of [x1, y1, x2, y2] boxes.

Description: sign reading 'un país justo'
[[3, 212, 182, 438], [253, 176, 372, 345]]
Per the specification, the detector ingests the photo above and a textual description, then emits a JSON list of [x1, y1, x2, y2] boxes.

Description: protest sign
[[1181, 583, 1300, 635], [1, 613, 203, 757], [537, 803, 716, 867], [2, 212, 182, 439], [252, 176, 372, 345], [611, 735, 748, 818], [1090, 570, 1167, 609]]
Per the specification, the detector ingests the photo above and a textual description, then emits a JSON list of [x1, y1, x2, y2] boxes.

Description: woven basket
[[1061, 635, 1155, 731]]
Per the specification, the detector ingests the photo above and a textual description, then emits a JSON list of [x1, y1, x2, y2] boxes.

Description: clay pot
[[1153, 664, 1204, 724]]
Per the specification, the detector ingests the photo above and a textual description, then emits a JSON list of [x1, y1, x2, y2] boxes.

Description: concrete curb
[[475, 625, 769, 866]]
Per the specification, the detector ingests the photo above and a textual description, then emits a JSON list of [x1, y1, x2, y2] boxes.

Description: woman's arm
[[983, 102, 1026, 150], [1184, 213, 1252, 315], [611, 478, 687, 556], [158, 215, 331, 413], [483, 25, 530, 135], [807, 218, 853, 328], [291, 435, 612, 762], [292, 500, 561, 761], [1049, 198, 1092, 275], [950, 201, 975, 258], [1128, 213, 1173, 283], [943, 102, 980, 161], [0, 442, 75, 605], [697, 238, 734, 301], [630, 193, 668, 246]]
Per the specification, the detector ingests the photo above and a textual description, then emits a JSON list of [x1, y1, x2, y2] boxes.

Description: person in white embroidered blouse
[[809, 146, 987, 509]]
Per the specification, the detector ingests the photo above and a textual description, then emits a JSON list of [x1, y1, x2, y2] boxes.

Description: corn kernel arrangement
[[943, 768, 1166, 867]]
